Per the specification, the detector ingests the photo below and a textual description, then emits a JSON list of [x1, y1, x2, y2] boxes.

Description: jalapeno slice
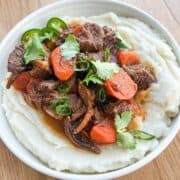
[[21, 28, 41, 44], [40, 27, 59, 41], [47, 17, 67, 32]]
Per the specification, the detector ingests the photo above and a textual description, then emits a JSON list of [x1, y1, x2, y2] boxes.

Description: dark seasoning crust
[[6, 19, 157, 154]]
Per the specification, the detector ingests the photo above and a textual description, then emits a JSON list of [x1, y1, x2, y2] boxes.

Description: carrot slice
[[50, 47, 74, 81], [90, 120, 116, 144], [105, 68, 137, 100], [13, 72, 31, 92], [72, 25, 82, 36], [117, 51, 140, 65]]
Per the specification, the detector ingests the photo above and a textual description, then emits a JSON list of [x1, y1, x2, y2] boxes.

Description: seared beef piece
[[23, 93, 37, 108], [30, 60, 52, 79], [77, 23, 105, 52], [25, 79, 59, 108], [123, 64, 157, 90], [74, 83, 95, 133], [8, 45, 25, 73], [42, 90, 60, 105], [64, 117, 100, 154], [103, 100, 132, 117], [93, 107, 106, 124], [68, 94, 86, 121], [103, 26, 118, 50], [39, 80, 59, 91], [78, 83, 95, 107], [71, 106, 86, 121], [7, 45, 26, 88], [6, 74, 19, 89]]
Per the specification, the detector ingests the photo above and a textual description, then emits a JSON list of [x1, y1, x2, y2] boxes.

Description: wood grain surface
[[0, 0, 179, 179]]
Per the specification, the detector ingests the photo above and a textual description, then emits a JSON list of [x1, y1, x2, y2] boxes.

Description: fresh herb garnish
[[57, 83, 71, 94], [91, 61, 120, 80], [60, 35, 80, 60], [104, 48, 110, 62], [82, 69, 103, 85], [115, 111, 156, 150], [131, 130, 156, 140], [49, 96, 68, 109], [55, 103, 72, 116], [50, 96, 71, 116], [117, 131, 136, 149], [97, 86, 107, 103], [23, 36, 47, 64], [115, 31, 131, 50], [75, 59, 90, 72], [115, 111, 134, 130]]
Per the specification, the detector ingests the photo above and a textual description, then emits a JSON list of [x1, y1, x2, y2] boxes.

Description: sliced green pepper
[[21, 28, 41, 44], [47, 17, 68, 32], [40, 27, 59, 41]]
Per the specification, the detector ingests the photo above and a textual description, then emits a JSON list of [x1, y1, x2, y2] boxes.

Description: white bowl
[[0, 0, 179, 179]]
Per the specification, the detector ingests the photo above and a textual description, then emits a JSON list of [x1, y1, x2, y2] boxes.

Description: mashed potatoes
[[2, 13, 180, 173]]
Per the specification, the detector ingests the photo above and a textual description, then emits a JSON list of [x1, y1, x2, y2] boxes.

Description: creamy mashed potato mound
[[2, 13, 180, 173]]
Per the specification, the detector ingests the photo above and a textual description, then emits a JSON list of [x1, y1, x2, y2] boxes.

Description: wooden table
[[0, 0, 179, 179]]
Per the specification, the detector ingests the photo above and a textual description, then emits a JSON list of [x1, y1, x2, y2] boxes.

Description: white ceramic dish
[[0, 0, 179, 179]]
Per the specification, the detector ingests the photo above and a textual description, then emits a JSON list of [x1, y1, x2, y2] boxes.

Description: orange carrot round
[[90, 120, 116, 144], [50, 47, 74, 81], [105, 68, 137, 100], [13, 72, 31, 92], [117, 51, 140, 65], [72, 25, 82, 36]]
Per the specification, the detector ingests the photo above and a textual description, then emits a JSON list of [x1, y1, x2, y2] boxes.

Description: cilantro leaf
[[115, 111, 134, 131], [91, 61, 120, 80], [115, 31, 131, 50], [132, 130, 156, 140], [60, 35, 80, 60], [23, 36, 47, 64], [82, 69, 103, 85], [117, 131, 136, 149]]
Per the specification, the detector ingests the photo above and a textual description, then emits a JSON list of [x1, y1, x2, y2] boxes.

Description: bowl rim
[[0, 0, 179, 179]]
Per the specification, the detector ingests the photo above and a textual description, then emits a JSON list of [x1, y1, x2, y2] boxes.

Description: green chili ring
[[47, 17, 68, 32], [21, 28, 41, 44]]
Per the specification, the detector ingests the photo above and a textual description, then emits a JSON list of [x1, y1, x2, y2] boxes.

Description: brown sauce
[[41, 112, 66, 138]]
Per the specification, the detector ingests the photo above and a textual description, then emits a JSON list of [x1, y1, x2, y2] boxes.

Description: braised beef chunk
[[64, 117, 100, 154], [25, 79, 59, 108], [30, 60, 52, 79], [93, 107, 106, 124], [68, 94, 86, 121], [103, 100, 131, 116], [77, 23, 105, 52], [74, 83, 95, 133], [7, 45, 26, 88], [6, 74, 19, 89], [42, 90, 59, 105], [8, 45, 25, 73], [39, 80, 59, 91], [123, 64, 157, 90], [103, 26, 118, 49]]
